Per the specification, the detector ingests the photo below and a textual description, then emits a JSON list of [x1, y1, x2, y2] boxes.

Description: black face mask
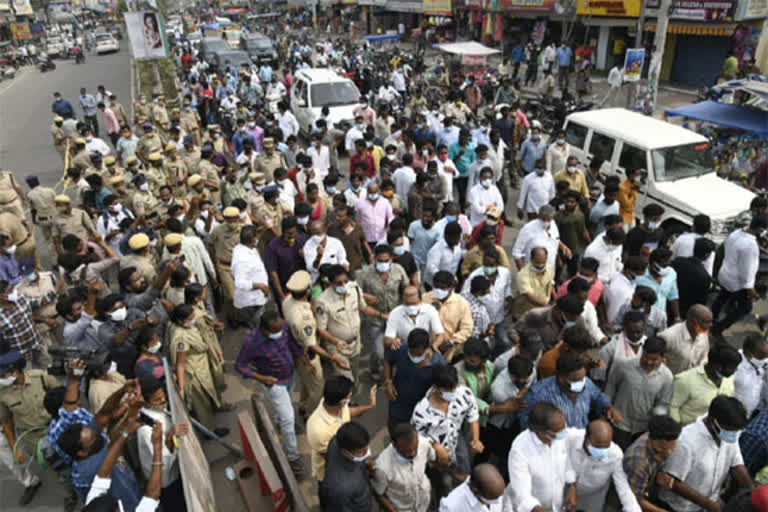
[[465, 362, 484, 373]]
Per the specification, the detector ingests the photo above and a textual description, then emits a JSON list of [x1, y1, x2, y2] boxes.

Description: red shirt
[[469, 220, 505, 247], [350, 152, 376, 178]]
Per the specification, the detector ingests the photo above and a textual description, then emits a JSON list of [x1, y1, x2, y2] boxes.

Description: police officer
[[152, 95, 171, 143], [186, 174, 210, 205], [102, 155, 124, 181], [131, 175, 161, 221], [71, 137, 91, 171], [108, 176, 134, 213], [245, 172, 266, 220], [180, 97, 202, 145], [25, 176, 56, 253], [136, 122, 163, 165], [15, 259, 59, 350], [133, 93, 152, 126], [120, 232, 158, 283], [254, 137, 286, 183], [51, 115, 68, 163], [180, 135, 201, 175], [198, 145, 222, 207], [52, 194, 96, 255], [145, 152, 168, 195], [164, 143, 188, 197], [208, 207, 242, 325], [0, 349, 59, 473], [315, 264, 384, 386], [0, 351, 47, 505]]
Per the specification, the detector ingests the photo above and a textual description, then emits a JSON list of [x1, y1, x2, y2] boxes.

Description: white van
[[290, 68, 361, 135], [563, 108, 754, 241]]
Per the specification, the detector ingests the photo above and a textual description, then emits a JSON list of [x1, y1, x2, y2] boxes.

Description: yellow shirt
[[514, 264, 554, 316], [306, 400, 351, 480], [669, 365, 734, 426], [554, 168, 589, 199], [422, 291, 474, 360], [617, 179, 638, 225]]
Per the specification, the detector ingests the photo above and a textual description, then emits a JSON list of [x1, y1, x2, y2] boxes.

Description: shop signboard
[[576, 0, 642, 16], [736, 0, 768, 19], [646, 0, 737, 20], [498, 0, 556, 12], [423, 0, 452, 14], [10, 22, 32, 40], [13, 0, 34, 15], [624, 47, 645, 81], [125, 11, 169, 60]]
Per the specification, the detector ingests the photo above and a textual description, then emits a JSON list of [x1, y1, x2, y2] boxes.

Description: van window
[[565, 122, 588, 150], [651, 143, 714, 182], [310, 82, 360, 108], [618, 143, 646, 172], [295, 81, 308, 106], [589, 132, 616, 164]]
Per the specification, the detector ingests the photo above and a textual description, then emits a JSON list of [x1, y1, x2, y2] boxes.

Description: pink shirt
[[103, 107, 120, 134], [557, 277, 604, 307], [356, 196, 393, 243]]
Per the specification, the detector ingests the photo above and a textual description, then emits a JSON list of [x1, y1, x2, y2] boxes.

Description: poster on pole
[[163, 358, 217, 512], [10, 22, 32, 41], [623, 48, 645, 82], [125, 11, 169, 60]]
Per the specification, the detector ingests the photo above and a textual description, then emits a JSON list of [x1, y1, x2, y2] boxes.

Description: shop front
[[575, 0, 641, 70], [645, 0, 740, 86]]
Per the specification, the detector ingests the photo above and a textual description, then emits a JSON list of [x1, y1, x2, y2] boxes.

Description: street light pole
[[646, 0, 672, 114], [626, 0, 646, 108]]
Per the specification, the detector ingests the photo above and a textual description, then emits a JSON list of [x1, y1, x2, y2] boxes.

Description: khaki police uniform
[[120, 252, 157, 283], [208, 222, 241, 304], [0, 370, 59, 455], [198, 159, 222, 207], [137, 133, 163, 162], [132, 189, 162, 221], [72, 149, 91, 171], [314, 282, 365, 384], [180, 147, 202, 175], [16, 272, 59, 349], [134, 102, 152, 125], [0, 212, 39, 269], [169, 323, 220, 430], [53, 207, 96, 245], [180, 109, 201, 145], [283, 293, 323, 414], [0, 171, 24, 219], [164, 158, 188, 197], [26, 186, 57, 252], [111, 100, 130, 128], [51, 123, 68, 161], [192, 303, 225, 392], [151, 103, 170, 141], [254, 152, 286, 184]]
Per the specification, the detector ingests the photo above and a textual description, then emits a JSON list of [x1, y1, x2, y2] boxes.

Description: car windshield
[[310, 82, 360, 107], [96, 35, 111, 42], [651, 142, 714, 182], [205, 40, 229, 52], [48, 37, 62, 44], [246, 39, 271, 49]]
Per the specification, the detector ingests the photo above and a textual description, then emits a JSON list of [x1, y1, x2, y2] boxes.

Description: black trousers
[[712, 288, 752, 335], [85, 114, 99, 137]]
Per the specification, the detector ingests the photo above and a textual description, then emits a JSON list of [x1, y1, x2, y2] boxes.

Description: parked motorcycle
[[38, 55, 56, 72]]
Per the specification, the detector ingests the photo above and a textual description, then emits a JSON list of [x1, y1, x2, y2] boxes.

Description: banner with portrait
[[125, 11, 169, 60]]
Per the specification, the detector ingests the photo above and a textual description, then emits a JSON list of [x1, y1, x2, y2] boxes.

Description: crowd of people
[[1, 13, 768, 512]]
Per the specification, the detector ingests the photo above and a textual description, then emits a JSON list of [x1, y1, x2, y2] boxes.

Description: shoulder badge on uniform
[[304, 326, 313, 336], [315, 305, 324, 315], [177, 342, 186, 351]]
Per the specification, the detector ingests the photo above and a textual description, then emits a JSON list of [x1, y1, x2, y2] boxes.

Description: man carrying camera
[[0, 350, 53, 505]]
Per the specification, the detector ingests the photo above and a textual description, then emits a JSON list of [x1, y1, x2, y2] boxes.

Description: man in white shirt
[[303, 221, 348, 284], [566, 420, 641, 512], [507, 402, 577, 512], [392, 155, 417, 208], [277, 102, 300, 139], [439, 464, 505, 512], [601, 63, 624, 107], [512, 205, 566, 272], [85, 131, 112, 156], [467, 145, 495, 191], [604, 256, 647, 325], [517, 163, 555, 220], [711, 215, 765, 337], [584, 226, 625, 284], [733, 333, 768, 418], [434, 145, 457, 204], [546, 131, 569, 175], [669, 214, 715, 276], [271, 168, 298, 213], [231, 225, 270, 328], [344, 116, 365, 155], [467, 167, 504, 227], [308, 133, 331, 175], [658, 305, 712, 375], [383, 285, 445, 350], [424, 222, 463, 287], [658, 396, 753, 512]]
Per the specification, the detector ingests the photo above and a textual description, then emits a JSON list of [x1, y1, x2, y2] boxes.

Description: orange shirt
[[617, 179, 638, 225], [537, 341, 564, 379]]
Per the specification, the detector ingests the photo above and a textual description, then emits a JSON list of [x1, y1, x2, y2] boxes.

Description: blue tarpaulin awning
[[664, 100, 768, 138]]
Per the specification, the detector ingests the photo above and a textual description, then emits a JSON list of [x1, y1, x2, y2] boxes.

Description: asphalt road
[[0, 44, 133, 188]]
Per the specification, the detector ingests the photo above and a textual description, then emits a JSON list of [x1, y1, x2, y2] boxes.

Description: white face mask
[[106, 361, 118, 375], [297, 216, 309, 225], [5, 289, 19, 302], [109, 307, 127, 322], [139, 183, 149, 192], [311, 235, 325, 245], [4, 244, 16, 255], [481, 179, 492, 189], [147, 342, 162, 354], [351, 448, 371, 462], [25, 272, 37, 282], [405, 304, 421, 316], [0, 375, 16, 387]]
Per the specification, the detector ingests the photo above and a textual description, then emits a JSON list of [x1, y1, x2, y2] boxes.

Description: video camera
[[47, 346, 106, 377]]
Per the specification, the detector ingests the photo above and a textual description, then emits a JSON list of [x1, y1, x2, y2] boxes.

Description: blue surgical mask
[[375, 262, 391, 273], [563, 320, 576, 328], [554, 428, 568, 441], [395, 452, 414, 463], [335, 284, 347, 295], [648, 220, 661, 230], [433, 288, 450, 300], [326, 186, 336, 194], [408, 352, 426, 364], [445, 215, 457, 223], [393, 246, 406, 256], [483, 266, 497, 276], [441, 390, 457, 401], [714, 419, 741, 444], [588, 442, 610, 460]]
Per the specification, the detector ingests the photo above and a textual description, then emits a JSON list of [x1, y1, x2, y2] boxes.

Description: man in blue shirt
[[511, 43, 524, 78], [52, 92, 74, 118], [448, 129, 476, 208], [517, 126, 547, 175], [520, 352, 623, 429], [556, 42, 574, 92], [436, 117, 460, 148], [78, 87, 99, 137], [232, 118, 257, 156]]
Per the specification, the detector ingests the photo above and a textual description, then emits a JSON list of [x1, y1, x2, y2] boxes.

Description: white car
[[290, 68, 361, 135], [46, 36, 65, 57], [95, 33, 119, 54]]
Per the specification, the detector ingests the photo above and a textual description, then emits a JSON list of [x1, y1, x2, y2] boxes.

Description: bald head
[[471, 463, 505, 501], [687, 304, 713, 333], [403, 285, 420, 306], [309, 220, 326, 236], [587, 419, 613, 448]]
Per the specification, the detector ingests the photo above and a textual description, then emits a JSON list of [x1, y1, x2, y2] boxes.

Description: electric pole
[[645, 0, 672, 115]]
